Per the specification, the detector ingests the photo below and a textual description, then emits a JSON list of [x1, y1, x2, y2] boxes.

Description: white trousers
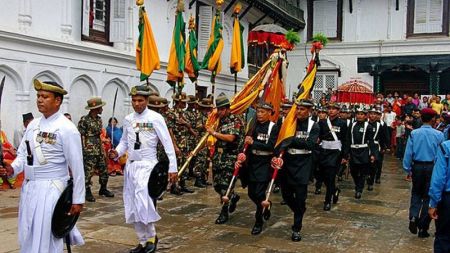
[[134, 222, 156, 244]]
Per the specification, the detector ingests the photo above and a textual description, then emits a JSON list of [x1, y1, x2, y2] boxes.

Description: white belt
[[321, 140, 342, 150], [251, 150, 273, 156], [351, 144, 368, 149], [287, 148, 312, 155]]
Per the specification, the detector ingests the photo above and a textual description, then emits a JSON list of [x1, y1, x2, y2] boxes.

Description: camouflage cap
[[85, 97, 106, 110], [186, 95, 198, 104], [148, 95, 167, 108], [172, 92, 189, 102], [198, 98, 213, 108], [215, 93, 230, 108]]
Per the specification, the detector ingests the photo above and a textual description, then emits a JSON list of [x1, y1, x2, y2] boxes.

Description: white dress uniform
[[11, 112, 85, 253], [116, 108, 177, 242]]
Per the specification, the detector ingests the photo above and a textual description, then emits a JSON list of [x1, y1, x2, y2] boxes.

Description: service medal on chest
[[36, 135, 44, 143]]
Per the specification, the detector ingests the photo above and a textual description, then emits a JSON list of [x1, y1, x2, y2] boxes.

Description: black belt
[[413, 160, 434, 165]]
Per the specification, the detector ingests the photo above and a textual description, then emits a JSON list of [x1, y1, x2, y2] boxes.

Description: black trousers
[[410, 164, 433, 231], [350, 163, 369, 193], [367, 160, 380, 185], [375, 153, 384, 180], [248, 181, 269, 224], [280, 183, 308, 232], [318, 165, 338, 203], [435, 193, 450, 253]]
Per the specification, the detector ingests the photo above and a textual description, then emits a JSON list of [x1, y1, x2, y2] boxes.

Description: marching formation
[[0, 0, 449, 252]]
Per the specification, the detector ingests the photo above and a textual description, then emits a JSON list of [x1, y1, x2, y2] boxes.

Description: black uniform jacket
[[318, 117, 349, 167], [280, 118, 320, 185], [369, 121, 390, 160], [348, 121, 376, 165], [247, 121, 280, 182]]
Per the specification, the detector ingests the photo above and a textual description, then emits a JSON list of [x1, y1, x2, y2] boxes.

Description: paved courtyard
[[0, 154, 434, 253]]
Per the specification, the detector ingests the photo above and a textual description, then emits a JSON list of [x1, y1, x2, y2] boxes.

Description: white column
[[126, 0, 135, 52], [18, 0, 32, 33], [61, 0, 73, 41]]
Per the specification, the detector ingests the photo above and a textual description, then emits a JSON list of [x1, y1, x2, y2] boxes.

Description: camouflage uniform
[[78, 114, 108, 187], [156, 109, 170, 162], [194, 110, 210, 181], [213, 114, 244, 195]]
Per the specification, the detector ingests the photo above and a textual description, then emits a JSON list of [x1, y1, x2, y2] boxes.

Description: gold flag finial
[[177, 0, 185, 13], [189, 15, 196, 30], [234, 2, 242, 14], [216, 0, 224, 8], [136, 0, 144, 6]]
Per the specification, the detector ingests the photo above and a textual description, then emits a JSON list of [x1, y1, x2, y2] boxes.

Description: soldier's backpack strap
[[351, 122, 357, 145], [362, 121, 369, 144], [374, 122, 380, 141], [326, 117, 338, 141]]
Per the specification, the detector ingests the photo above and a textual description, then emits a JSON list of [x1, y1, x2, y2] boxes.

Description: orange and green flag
[[275, 63, 318, 149], [185, 15, 200, 82], [136, 4, 160, 81], [200, 9, 224, 77], [166, 6, 186, 86], [230, 4, 245, 74]]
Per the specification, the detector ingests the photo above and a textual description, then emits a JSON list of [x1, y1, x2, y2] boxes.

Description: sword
[[0, 76, 9, 184], [111, 88, 119, 147]]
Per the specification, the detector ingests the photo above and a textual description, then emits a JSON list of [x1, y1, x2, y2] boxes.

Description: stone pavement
[[0, 154, 434, 253]]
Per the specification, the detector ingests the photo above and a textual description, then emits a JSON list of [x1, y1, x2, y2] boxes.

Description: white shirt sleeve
[[11, 135, 27, 177], [154, 114, 178, 173], [62, 128, 86, 204]]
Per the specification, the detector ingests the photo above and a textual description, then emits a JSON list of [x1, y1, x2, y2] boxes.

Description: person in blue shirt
[[428, 141, 450, 253], [106, 117, 123, 149], [403, 108, 444, 238]]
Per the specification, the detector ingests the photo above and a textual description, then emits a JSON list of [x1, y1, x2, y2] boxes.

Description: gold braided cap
[[33, 79, 67, 95]]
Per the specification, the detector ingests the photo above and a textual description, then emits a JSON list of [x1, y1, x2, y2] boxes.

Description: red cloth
[[248, 31, 289, 47], [337, 91, 375, 104]]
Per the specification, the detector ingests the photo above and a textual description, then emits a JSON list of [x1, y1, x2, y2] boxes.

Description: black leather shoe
[[333, 188, 341, 204], [418, 230, 430, 238], [99, 187, 115, 197], [280, 200, 287, 205], [291, 231, 302, 242], [323, 202, 331, 211], [367, 185, 374, 191], [228, 194, 240, 213], [355, 192, 362, 199], [180, 186, 195, 193], [314, 188, 321, 195], [375, 178, 381, 184], [143, 237, 158, 253], [215, 209, 229, 224], [251, 222, 263, 235], [409, 217, 418, 234], [337, 176, 343, 182], [194, 178, 206, 188], [86, 188, 96, 202], [129, 244, 143, 253], [170, 185, 183, 196]]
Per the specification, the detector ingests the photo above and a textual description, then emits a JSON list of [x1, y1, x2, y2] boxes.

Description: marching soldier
[[314, 106, 327, 193], [317, 102, 349, 211], [78, 97, 114, 202], [109, 85, 178, 253], [277, 99, 319, 241], [148, 95, 170, 163], [168, 92, 195, 194], [348, 107, 376, 199], [185, 95, 200, 181], [0, 80, 85, 252], [244, 102, 279, 235], [368, 106, 389, 188], [403, 108, 444, 238], [193, 98, 214, 187], [337, 106, 352, 181], [206, 93, 244, 224]]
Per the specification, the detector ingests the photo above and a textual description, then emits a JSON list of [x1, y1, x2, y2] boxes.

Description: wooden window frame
[[406, 0, 449, 37], [307, 0, 343, 41], [82, 0, 113, 46]]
